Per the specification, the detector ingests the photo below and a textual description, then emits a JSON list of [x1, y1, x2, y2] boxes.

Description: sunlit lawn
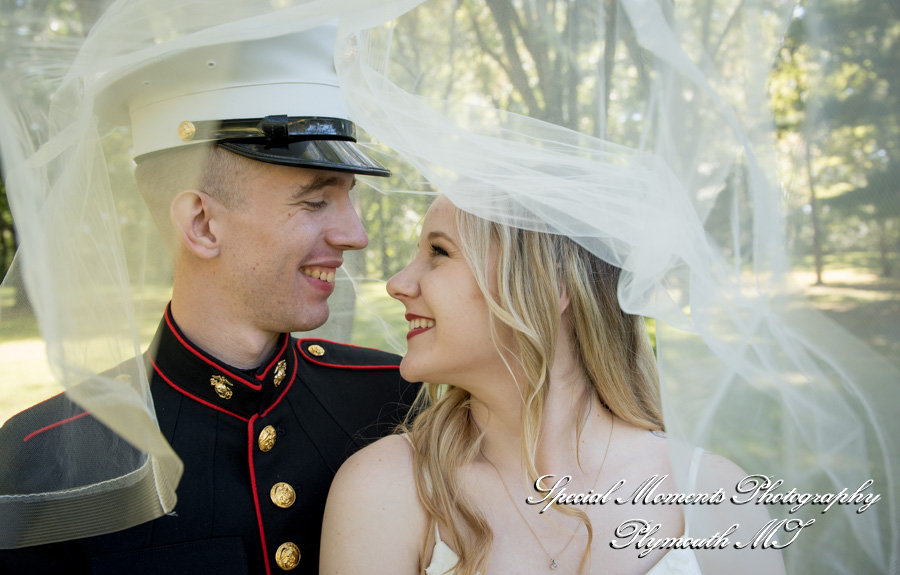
[[790, 251, 900, 367], [2, 251, 897, 423], [0, 285, 172, 422]]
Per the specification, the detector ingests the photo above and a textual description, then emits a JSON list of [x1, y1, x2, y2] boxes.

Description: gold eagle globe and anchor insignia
[[177, 120, 196, 141], [210, 375, 233, 399], [270, 482, 296, 508], [258, 425, 277, 452], [273, 359, 287, 387], [275, 542, 301, 570]]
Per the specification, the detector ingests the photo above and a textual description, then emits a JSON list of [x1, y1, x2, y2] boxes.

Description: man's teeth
[[408, 318, 435, 330], [301, 267, 336, 283]]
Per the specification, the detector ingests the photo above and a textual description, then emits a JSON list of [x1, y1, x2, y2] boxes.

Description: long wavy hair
[[400, 204, 663, 574]]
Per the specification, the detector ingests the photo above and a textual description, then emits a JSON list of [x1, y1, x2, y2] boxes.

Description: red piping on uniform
[[151, 358, 249, 423], [261, 346, 298, 419], [23, 411, 90, 442], [300, 338, 389, 354], [256, 335, 289, 381], [165, 308, 262, 391], [247, 415, 272, 575], [296, 339, 399, 370]]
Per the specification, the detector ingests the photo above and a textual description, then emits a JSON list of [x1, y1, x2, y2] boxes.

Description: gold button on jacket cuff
[[307, 344, 325, 357], [275, 542, 300, 570], [270, 482, 296, 508], [258, 425, 277, 452]]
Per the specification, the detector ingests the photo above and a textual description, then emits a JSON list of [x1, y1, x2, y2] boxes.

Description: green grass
[[349, 280, 409, 353], [788, 251, 900, 367], [3, 250, 896, 424]]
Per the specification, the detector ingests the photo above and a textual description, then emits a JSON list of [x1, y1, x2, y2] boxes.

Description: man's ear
[[170, 189, 222, 259]]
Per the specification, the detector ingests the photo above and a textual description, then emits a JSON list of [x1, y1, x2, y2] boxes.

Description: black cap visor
[[167, 116, 391, 177], [220, 139, 390, 177]]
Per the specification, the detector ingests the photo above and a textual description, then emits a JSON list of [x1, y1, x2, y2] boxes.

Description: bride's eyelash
[[429, 244, 448, 257]]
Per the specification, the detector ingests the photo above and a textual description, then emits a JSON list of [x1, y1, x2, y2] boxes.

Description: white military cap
[[95, 22, 389, 176]]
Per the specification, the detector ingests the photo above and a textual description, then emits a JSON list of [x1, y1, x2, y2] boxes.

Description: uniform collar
[[148, 304, 298, 421]]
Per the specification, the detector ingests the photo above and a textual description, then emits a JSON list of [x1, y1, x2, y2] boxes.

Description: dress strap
[[686, 446, 704, 492]]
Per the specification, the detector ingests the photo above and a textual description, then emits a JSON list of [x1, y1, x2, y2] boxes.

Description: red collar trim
[[256, 335, 290, 382], [151, 356, 250, 422], [296, 338, 400, 370]]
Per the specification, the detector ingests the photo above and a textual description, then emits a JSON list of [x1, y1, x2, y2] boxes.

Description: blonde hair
[[401, 205, 662, 575]]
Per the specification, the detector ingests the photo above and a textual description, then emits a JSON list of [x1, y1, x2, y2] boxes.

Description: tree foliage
[[0, 0, 897, 285], [771, 0, 900, 279]]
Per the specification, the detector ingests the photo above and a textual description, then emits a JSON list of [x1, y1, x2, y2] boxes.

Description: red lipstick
[[405, 313, 435, 340]]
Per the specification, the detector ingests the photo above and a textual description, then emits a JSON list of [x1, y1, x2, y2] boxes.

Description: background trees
[[1, 0, 897, 362]]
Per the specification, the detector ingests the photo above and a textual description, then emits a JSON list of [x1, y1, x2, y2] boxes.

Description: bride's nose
[[386, 261, 421, 301]]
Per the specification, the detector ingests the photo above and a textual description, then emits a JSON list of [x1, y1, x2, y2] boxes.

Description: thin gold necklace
[[481, 416, 614, 571]]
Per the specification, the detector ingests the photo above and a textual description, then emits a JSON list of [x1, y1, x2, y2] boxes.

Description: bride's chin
[[398, 359, 421, 383]]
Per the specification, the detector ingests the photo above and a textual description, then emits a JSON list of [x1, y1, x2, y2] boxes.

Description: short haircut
[[134, 144, 254, 253]]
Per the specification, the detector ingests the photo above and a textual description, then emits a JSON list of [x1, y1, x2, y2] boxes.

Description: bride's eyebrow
[[426, 231, 455, 244]]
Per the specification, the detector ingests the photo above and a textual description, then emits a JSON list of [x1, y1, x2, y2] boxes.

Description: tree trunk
[[877, 217, 891, 277], [805, 140, 824, 285], [379, 195, 391, 280], [600, 0, 618, 139]]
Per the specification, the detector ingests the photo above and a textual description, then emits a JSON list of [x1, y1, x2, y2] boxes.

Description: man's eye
[[304, 200, 328, 210], [429, 244, 449, 257]]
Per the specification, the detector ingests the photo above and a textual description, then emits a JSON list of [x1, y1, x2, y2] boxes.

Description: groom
[[0, 23, 416, 575]]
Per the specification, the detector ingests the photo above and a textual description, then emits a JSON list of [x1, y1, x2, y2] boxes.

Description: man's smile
[[300, 266, 337, 283]]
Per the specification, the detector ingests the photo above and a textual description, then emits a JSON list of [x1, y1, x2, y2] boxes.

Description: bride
[[319, 195, 786, 575]]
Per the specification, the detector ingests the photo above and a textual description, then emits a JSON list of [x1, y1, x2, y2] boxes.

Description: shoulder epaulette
[[296, 339, 401, 370]]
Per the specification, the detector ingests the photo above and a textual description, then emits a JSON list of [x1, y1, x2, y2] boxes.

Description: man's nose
[[329, 197, 369, 251]]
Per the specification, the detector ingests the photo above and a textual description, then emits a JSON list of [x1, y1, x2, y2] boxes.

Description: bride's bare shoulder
[[331, 434, 417, 494], [321, 434, 424, 574]]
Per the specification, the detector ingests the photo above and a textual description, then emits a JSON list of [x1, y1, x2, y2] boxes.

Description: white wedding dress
[[424, 535, 702, 575]]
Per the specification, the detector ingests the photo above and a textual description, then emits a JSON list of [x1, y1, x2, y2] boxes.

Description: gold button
[[270, 482, 296, 508], [178, 120, 196, 141], [210, 375, 232, 399], [308, 344, 325, 357], [275, 542, 300, 570], [273, 359, 287, 387], [258, 425, 276, 452]]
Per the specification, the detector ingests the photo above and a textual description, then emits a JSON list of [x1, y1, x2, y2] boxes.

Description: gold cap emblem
[[275, 542, 300, 570], [210, 375, 233, 399], [307, 344, 325, 357], [270, 482, 297, 508], [114, 373, 132, 384], [258, 425, 277, 452], [273, 359, 287, 387], [177, 120, 196, 141]]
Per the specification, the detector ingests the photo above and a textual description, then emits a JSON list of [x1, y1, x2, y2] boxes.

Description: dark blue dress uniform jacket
[[0, 307, 418, 575]]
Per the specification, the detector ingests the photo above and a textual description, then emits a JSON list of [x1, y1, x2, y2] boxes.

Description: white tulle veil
[[0, 0, 897, 573]]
